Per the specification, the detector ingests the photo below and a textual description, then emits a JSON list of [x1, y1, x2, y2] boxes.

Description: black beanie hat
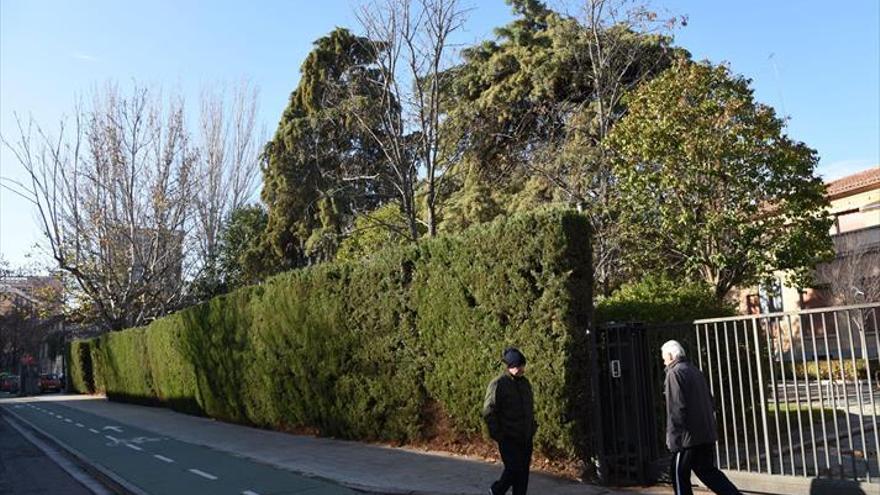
[[502, 347, 526, 367]]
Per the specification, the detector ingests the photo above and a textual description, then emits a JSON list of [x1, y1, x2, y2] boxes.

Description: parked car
[[39, 374, 62, 393], [0, 374, 20, 393]]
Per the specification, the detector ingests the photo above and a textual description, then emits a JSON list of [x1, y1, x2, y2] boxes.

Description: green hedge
[[596, 274, 734, 324], [69, 210, 593, 460], [789, 358, 878, 381], [66, 340, 95, 394]]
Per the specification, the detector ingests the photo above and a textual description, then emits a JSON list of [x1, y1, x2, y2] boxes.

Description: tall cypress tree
[[258, 28, 389, 274]]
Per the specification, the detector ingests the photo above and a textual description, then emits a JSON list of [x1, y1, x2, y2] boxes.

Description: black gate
[[594, 321, 696, 485]]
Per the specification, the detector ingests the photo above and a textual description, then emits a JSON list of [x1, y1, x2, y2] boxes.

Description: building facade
[[735, 167, 880, 314]]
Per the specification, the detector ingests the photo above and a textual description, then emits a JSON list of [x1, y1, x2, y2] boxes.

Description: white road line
[[242, 491, 261, 495], [75, 423, 84, 428], [64, 418, 73, 423], [125, 444, 143, 452], [153, 454, 175, 463], [105, 435, 118, 442], [2, 415, 115, 495], [188, 469, 218, 480], [89, 428, 99, 434]]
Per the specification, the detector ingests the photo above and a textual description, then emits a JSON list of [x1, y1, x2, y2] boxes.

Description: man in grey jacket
[[662, 340, 740, 495]]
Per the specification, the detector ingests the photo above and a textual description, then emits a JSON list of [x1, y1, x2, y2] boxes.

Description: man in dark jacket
[[662, 340, 740, 495], [483, 347, 537, 495]]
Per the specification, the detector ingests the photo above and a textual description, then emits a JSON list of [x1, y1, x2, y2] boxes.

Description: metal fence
[[594, 303, 879, 487], [693, 303, 879, 483]]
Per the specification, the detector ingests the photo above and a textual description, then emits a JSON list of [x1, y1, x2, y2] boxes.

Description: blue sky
[[1, 0, 878, 267]]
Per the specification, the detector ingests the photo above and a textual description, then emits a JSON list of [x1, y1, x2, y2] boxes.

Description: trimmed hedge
[[789, 358, 878, 381], [67, 340, 95, 393], [596, 274, 734, 324], [69, 210, 593, 460]]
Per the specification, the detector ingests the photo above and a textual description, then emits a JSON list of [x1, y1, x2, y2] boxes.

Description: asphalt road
[[0, 413, 94, 495], [0, 400, 360, 495]]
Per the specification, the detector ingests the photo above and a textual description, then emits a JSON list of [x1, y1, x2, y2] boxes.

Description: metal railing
[[694, 303, 879, 482]]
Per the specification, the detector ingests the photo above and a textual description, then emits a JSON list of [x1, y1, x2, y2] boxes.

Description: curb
[[0, 403, 149, 495], [1, 414, 114, 495]]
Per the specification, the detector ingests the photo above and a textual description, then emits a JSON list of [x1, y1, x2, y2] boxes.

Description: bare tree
[[0, 304, 44, 372], [0, 269, 64, 372], [353, 0, 467, 239], [2, 84, 197, 331], [193, 81, 264, 272], [3, 81, 266, 328], [525, 0, 682, 294], [816, 230, 880, 305], [580, 0, 681, 143]]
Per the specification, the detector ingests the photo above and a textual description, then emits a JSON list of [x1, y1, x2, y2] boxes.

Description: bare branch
[[354, 0, 466, 238], [1, 84, 216, 330]]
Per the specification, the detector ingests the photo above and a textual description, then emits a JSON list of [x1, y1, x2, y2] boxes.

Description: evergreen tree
[[259, 28, 389, 274], [442, 0, 685, 294]]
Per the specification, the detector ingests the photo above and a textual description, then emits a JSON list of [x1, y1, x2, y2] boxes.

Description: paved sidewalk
[[1, 394, 670, 495]]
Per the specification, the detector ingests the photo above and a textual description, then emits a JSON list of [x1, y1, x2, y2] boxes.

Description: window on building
[[759, 277, 784, 314]]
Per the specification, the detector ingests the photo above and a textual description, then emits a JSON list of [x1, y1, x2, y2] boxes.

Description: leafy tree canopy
[[606, 60, 833, 299]]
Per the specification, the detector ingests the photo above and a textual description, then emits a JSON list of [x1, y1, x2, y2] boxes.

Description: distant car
[[39, 374, 62, 393], [1, 375, 20, 393]]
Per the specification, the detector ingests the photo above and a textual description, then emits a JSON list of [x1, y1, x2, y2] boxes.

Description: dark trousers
[[671, 443, 740, 495], [492, 437, 533, 495]]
